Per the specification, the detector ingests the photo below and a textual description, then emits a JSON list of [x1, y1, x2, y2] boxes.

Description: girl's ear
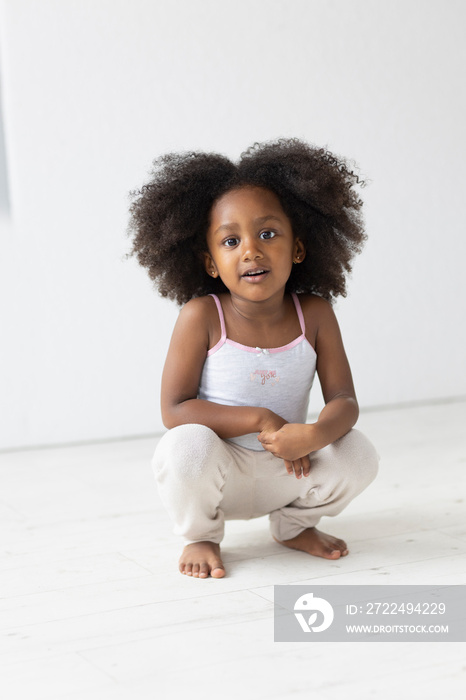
[[204, 252, 219, 278], [293, 238, 306, 264]]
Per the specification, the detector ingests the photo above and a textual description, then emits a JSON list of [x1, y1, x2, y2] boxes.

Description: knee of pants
[[336, 429, 379, 489], [151, 423, 223, 483]]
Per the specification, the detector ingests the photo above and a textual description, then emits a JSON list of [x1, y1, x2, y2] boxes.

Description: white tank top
[[198, 293, 317, 450]]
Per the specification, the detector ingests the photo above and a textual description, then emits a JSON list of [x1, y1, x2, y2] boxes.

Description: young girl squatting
[[128, 139, 379, 579]]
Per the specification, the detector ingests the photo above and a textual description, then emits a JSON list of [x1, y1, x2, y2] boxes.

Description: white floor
[[1, 401, 466, 700]]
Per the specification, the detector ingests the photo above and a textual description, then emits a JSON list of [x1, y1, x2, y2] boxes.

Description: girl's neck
[[217, 291, 301, 349], [218, 291, 300, 349], [227, 290, 289, 326]]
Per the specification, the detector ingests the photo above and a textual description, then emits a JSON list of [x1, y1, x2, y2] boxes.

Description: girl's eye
[[260, 230, 276, 240], [224, 237, 239, 247]]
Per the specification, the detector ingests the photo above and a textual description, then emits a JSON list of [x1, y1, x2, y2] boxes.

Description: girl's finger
[[302, 456, 311, 477], [284, 460, 294, 475]]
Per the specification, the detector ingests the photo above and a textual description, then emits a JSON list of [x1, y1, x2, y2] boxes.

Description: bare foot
[[179, 541, 225, 578], [274, 527, 349, 560]]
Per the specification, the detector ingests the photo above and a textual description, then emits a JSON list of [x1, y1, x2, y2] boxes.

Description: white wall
[[1, 0, 465, 450]]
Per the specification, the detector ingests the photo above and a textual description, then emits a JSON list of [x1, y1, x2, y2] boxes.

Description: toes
[[326, 548, 342, 559], [179, 559, 225, 578], [323, 539, 348, 559], [199, 562, 209, 578], [211, 565, 225, 578], [334, 539, 348, 556]]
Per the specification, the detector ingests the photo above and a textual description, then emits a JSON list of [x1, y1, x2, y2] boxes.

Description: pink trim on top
[[226, 335, 308, 354], [206, 294, 227, 356], [292, 292, 306, 334], [206, 293, 316, 357]]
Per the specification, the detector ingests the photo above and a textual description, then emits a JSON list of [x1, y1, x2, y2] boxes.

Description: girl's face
[[204, 186, 305, 303]]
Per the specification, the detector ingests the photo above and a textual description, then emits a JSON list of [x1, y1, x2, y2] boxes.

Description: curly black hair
[[127, 138, 366, 305]]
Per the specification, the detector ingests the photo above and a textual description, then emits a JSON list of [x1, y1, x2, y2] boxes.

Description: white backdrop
[[1, 0, 465, 450]]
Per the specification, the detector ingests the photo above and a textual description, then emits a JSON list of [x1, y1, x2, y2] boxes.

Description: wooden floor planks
[[1, 400, 465, 699]]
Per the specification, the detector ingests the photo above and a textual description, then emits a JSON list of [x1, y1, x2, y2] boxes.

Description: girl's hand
[[258, 410, 288, 435], [283, 456, 311, 479], [258, 423, 314, 479]]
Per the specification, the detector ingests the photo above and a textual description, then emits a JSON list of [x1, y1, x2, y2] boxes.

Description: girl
[[128, 139, 379, 579]]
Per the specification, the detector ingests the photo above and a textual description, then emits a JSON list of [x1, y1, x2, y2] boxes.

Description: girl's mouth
[[241, 268, 269, 283]]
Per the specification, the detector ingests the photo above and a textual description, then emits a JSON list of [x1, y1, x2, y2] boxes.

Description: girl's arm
[[258, 296, 359, 462], [161, 297, 286, 438]]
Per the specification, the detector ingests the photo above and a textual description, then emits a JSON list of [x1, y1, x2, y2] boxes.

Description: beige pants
[[152, 424, 379, 545]]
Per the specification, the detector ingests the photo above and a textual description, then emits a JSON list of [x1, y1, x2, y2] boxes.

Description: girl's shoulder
[[296, 293, 334, 318], [178, 295, 221, 345], [295, 294, 337, 346], [179, 294, 219, 323]]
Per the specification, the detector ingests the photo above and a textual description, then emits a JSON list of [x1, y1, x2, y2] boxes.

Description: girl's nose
[[241, 237, 263, 261]]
